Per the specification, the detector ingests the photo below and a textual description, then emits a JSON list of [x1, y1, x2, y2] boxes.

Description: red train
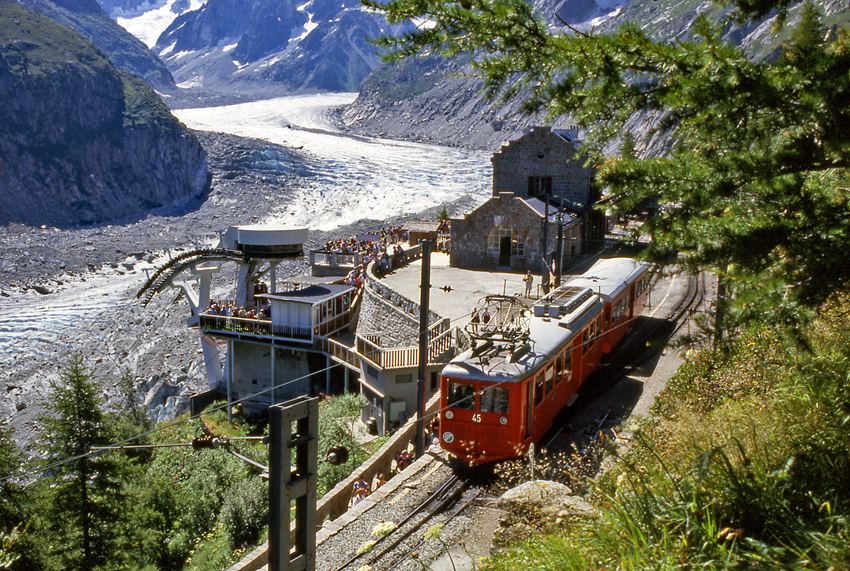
[[439, 258, 651, 465]]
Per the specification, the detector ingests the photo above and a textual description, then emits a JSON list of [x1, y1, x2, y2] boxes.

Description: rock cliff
[[0, 0, 209, 228], [16, 0, 175, 90]]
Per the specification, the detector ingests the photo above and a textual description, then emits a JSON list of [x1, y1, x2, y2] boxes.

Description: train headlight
[[500, 416, 507, 425], [443, 432, 454, 443], [445, 410, 454, 419]]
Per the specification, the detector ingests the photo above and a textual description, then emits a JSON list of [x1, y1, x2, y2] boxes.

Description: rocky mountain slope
[[151, 0, 392, 93], [0, 0, 209, 227], [341, 0, 850, 151], [15, 0, 175, 89]]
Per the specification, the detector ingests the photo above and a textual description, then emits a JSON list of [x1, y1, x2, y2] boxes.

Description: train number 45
[[472, 414, 482, 423]]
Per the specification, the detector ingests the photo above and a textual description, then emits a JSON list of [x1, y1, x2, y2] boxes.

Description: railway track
[[330, 474, 478, 571], [315, 460, 485, 571], [237, 265, 705, 571]]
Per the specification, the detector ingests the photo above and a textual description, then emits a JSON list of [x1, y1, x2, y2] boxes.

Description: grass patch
[[483, 309, 850, 570]]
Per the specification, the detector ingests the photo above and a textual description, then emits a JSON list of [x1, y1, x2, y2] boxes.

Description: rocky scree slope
[[0, 1, 209, 228], [342, 0, 850, 152], [15, 0, 175, 90]]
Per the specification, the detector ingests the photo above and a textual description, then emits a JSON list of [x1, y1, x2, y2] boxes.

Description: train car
[[561, 258, 651, 353], [439, 258, 650, 466]]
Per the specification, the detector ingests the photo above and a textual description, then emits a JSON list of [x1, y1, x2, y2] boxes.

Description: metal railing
[[199, 314, 311, 341]]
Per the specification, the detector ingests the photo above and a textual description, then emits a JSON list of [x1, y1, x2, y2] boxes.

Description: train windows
[[557, 350, 572, 383], [554, 353, 563, 385], [544, 364, 554, 394], [534, 374, 544, 406], [480, 386, 509, 414], [448, 382, 475, 410], [582, 328, 590, 354], [635, 272, 651, 299], [612, 295, 626, 325]]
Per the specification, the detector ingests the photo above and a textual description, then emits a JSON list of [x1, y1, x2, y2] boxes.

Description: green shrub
[[220, 478, 268, 549]]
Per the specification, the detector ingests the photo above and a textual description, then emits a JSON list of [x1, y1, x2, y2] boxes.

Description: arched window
[[487, 225, 524, 257]]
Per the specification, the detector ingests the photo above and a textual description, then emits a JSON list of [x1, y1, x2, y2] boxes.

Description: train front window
[[447, 382, 475, 410], [480, 386, 509, 414]]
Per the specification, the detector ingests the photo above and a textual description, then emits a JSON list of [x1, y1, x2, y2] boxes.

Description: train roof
[[559, 258, 649, 302], [443, 290, 604, 384]]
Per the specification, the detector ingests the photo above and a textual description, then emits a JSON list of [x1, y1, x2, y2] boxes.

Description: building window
[[487, 226, 524, 258], [395, 373, 413, 384], [528, 176, 552, 195]]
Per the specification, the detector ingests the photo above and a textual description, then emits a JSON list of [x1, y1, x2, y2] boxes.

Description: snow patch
[[117, 0, 208, 48], [588, 6, 623, 27], [257, 54, 285, 69], [177, 77, 204, 89], [159, 41, 178, 56]]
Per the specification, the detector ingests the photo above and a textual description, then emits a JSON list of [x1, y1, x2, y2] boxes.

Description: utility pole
[[542, 196, 550, 294], [714, 271, 727, 351], [269, 396, 319, 571], [416, 240, 432, 458], [555, 211, 564, 287]]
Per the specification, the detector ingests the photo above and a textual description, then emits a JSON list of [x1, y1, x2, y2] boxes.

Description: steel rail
[[330, 474, 467, 571]]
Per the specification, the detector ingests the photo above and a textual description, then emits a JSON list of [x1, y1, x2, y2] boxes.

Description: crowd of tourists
[[322, 226, 407, 255], [206, 300, 270, 320]]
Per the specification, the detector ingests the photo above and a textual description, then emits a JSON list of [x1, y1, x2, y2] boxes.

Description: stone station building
[[451, 126, 603, 272]]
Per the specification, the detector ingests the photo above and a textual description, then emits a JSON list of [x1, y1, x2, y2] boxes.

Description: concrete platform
[[378, 253, 533, 328]]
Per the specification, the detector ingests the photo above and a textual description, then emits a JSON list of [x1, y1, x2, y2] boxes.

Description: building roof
[[259, 283, 353, 304], [284, 274, 347, 286], [552, 127, 582, 144], [403, 221, 441, 232], [522, 197, 579, 224]]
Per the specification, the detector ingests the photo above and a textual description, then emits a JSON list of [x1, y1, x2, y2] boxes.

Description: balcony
[[199, 314, 312, 342]]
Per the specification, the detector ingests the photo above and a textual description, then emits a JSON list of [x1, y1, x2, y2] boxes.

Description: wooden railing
[[315, 312, 350, 337], [356, 319, 454, 370], [315, 336, 359, 370], [357, 335, 382, 368]]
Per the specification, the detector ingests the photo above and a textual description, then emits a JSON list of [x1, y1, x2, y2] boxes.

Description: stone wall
[[358, 259, 441, 348], [357, 287, 420, 347], [491, 126, 593, 207], [451, 195, 565, 272]]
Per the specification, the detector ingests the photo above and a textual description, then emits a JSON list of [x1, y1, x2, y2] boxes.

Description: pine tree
[[0, 420, 23, 530], [366, 0, 850, 332], [36, 354, 128, 571]]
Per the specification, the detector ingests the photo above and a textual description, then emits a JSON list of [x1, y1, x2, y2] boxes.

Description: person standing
[[524, 271, 534, 297]]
